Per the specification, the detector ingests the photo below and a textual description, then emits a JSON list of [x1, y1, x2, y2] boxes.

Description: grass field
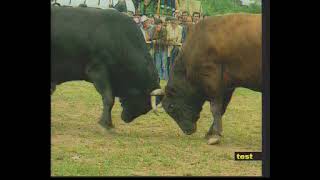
[[51, 80, 262, 176]]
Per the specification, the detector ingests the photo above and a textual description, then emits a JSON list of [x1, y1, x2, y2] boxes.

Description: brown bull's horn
[[150, 89, 165, 96]]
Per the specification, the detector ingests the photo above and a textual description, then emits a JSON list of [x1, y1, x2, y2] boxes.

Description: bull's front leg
[[206, 97, 223, 145], [94, 86, 115, 129], [87, 63, 115, 129], [98, 90, 115, 129], [206, 88, 234, 145]]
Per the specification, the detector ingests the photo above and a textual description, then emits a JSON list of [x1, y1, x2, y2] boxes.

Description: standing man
[[166, 17, 182, 75], [152, 18, 168, 105], [114, 0, 127, 12], [174, 9, 180, 19], [152, 18, 168, 80], [192, 11, 201, 24], [133, 0, 140, 12], [148, 14, 155, 26], [181, 11, 189, 23], [133, 13, 142, 28], [140, 15, 155, 58], [180, 11, 189, 43]]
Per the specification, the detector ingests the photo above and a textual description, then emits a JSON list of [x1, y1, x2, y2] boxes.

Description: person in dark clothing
[[152, 18, 168, 80], [152, 18, 168, 105], [114, 0, 127, 12], [180, 11, 189, 43], [133, 0, 140, 10]]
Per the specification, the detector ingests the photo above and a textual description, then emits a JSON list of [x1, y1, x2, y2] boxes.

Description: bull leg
[[206, 88, 235, 145], [87, 65, 115, 129], [98, 89, 115, 129]]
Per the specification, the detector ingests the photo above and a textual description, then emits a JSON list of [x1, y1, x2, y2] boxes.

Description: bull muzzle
[[150, 89, 165, 116]]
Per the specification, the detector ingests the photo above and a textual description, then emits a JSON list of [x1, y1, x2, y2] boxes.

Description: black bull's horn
[[150, 89, 165, 115]]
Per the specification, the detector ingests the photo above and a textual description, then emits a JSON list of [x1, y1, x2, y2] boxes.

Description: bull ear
[[150, 89, 165, 96]]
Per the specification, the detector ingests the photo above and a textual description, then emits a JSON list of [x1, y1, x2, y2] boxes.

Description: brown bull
[[159, 13, 262, 145]]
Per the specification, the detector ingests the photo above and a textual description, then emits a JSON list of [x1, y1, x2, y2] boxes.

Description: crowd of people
[[131, 11, 207, 81], [52, 0, 207, 81]]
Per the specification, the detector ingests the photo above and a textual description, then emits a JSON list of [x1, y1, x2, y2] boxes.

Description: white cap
[[140, 15, 148, 23]]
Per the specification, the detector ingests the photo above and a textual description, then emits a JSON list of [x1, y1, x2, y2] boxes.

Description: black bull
[[162, 14, 262, 145], [51, 7, 163, 128]]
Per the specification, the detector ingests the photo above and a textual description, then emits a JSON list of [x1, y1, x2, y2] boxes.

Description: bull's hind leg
[[87, 64, 115, 129], [206, 88, 235, 145]]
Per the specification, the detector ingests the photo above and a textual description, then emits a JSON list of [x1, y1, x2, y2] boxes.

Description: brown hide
[[182, 14, 262, 97]]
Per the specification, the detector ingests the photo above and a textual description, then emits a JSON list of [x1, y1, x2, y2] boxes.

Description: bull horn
[[150, 89, 165, 96], [150, 89, 164, 116], [151, 96, 159, 116]]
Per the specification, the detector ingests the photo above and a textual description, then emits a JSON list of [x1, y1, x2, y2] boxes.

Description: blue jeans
[[168, 47, 180, 76], [166, 0, 175, 9], [154, 50, 168, 80], [154, 52, 163, 80], [156, 77, 161, 105], [171, 47, 180, 64], [160, 0, 175, 15]]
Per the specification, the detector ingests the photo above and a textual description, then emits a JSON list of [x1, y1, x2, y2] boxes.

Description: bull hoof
[[98, 120, 115, 129], [207, 135, 222, 145]]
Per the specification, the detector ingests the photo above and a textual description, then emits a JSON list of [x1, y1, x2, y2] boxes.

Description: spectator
[[152, 18, 168, 105], [133, 13, 142, 28], [192, 11, 201, 24], [166, 17, 182, 75], [169, 0, 176, 16], [148, 15, 155, 26], [160, 0, 175, 15], [140, 15, 155, 57], [140, 16, 152, 41], [181, 11, 189, 23], [133, 0, 140, 11], [179, 11, 190, 43], [108, 0, 114, 8], [114, 0, 127, 12], [174, 9, 180, 19], [152, 18, 168, 80]]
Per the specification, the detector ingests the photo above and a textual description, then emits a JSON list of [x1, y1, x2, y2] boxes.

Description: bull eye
[[169, 104, 174, 110]]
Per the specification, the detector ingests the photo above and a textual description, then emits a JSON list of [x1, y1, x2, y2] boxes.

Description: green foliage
[[201, 0, 261, 15], [138, 0, 261, 16]]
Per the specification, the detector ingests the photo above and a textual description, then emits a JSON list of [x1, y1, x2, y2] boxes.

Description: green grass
[[51, 80, 262, 176]]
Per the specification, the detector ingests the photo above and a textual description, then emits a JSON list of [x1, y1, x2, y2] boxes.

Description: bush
[[201, 0, 261, 16]]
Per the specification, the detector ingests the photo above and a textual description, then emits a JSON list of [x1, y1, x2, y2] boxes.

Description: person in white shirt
[[166, 17, 182, 75], [140, 15, 155, 56]]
